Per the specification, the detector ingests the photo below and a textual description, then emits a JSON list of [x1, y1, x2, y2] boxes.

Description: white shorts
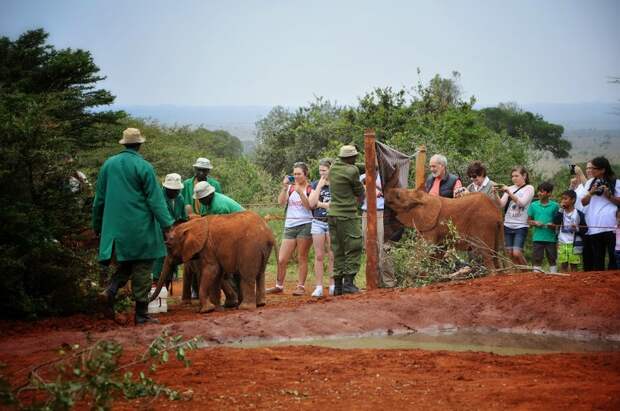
[[311, 219, 329, 235]]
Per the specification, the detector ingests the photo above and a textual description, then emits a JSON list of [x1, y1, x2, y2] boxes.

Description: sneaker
[[328, 285, 335, 296], [266, 285, 284, 294], [311, 286, 323, 298], [292, 285, 305, 296]]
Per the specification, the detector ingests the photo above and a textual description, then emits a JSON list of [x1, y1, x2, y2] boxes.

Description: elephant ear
[[395, 191, 442, 233], [178, 218, 208, 262]]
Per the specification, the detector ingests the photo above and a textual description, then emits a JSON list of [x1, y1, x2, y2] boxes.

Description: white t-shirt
[[558, 209, 580, 245], [574, 183, 588, 213], [502, 184, 535, 229], [583, 178, 620, 235], [360, 173, 384, 211], [285, 188, 313, 228]]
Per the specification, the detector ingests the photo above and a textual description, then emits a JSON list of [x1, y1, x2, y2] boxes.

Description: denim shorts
[[283, 223, 312, 240], [310, 219, 329, 235], [504, 226, 528, 251]]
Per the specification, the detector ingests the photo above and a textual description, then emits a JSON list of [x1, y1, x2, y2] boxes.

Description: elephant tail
[[149, 257, 172, 302]]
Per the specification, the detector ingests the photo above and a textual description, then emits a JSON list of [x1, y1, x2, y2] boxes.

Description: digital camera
[[592, 178, 609, 196]]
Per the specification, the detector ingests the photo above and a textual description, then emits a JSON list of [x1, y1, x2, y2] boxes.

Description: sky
[[1, 0, 619, 107]]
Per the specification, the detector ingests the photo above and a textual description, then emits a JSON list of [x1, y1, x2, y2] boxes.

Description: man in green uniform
[[182, 157, 223, 216], [194, 181, 244, 215], [151, 173, 188, 284], [93, 128, 174, 325], [328, 145, 365, 295]]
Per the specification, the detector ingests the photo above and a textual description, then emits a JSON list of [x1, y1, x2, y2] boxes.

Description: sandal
[[292, 285, 305, 296], [266, 285, 284, 294]]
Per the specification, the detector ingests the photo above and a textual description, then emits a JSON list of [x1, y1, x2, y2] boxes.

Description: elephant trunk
[[149, 255, 174, 302]]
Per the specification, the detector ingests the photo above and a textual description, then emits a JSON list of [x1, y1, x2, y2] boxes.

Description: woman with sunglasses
[[581, 156, 620, 270], [267, 162, 314, 295]]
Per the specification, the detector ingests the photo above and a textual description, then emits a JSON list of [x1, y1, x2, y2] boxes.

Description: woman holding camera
[[497, 166, 535, 266], [581, 156, 620, 270], [267, 162, 314, 295]]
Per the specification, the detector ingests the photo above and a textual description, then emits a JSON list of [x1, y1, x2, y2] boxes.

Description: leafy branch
[[1, 329, 202, 410]]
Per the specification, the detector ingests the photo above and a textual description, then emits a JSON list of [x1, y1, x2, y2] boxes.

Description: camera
[[592, 178, 609, 196], [568, 164, 576, 175], [287, 175, 295, 183]]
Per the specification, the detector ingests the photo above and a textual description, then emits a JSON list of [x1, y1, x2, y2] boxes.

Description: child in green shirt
[[527, 181, 560, 273]]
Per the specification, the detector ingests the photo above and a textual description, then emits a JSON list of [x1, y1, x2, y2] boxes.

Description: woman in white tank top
[[266, 162, 314, 296]]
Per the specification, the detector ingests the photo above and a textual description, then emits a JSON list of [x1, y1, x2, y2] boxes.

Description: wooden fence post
[[415, 145, 427, 190], [364, 129, 379, 290]]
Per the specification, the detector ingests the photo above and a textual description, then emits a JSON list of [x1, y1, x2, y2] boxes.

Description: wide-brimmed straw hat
[[192, 157, 213, 169], [193, 181, 215, 199], [119, 128, 146, 144], [162, 173, 183, 190], [338, 145, 358, 158]]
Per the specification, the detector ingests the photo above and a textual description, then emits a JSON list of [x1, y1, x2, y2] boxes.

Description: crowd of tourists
[[93, 128, 619, 325], [427, 154, 619, 273]]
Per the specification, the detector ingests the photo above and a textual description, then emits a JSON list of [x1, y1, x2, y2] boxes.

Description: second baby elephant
[[151, 211, 275, 313]]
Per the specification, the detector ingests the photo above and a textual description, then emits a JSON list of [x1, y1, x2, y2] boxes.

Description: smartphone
[[287, 175, 295, 183]]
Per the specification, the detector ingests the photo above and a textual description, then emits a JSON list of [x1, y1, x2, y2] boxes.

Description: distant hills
[[112, 102, 620, 141]]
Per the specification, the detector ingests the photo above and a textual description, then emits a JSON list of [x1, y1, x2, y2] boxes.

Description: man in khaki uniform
[[328, 145, 365, 295]]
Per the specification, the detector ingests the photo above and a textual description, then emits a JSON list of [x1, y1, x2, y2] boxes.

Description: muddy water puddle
[[220, 330, 620, 355]]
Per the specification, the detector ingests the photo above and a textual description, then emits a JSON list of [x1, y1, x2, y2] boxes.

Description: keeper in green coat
[[193, 181, 244, 215], [93, 128, 174, 325], [328, 145, 365, 296], [151, 173, 189, 282], [182, 157, 223, 216]]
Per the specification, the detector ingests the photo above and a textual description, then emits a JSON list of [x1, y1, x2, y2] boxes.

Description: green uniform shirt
[[528, 200, 559, 242], [162, 187, 188, 223], [328, 159, 365, 217], [182, 176, 222, 215], [92, 149, 173, 262], [203, 192, 244, 215]]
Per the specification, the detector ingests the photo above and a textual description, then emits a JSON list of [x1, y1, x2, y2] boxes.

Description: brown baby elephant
[[151, 211, 275, 313], [384, 188, 504, 270]]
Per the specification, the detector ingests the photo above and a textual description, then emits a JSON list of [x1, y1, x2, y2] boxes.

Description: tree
[[0, 29, 124, 318], [480, 103, 571, 158]]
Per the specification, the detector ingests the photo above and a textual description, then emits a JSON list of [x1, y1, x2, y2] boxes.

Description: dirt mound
[[1, 271, 619, 410]]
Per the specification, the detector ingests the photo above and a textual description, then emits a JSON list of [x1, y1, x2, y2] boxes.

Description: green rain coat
[[182, 176, 223, 215], [163, 187, 188, 222], [92, 149, 174, 262], [203, 192, 245, 215]]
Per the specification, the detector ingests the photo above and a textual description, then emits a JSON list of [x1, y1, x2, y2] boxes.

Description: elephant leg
[[238, 272, 256, 311], [198, 263, 220, 314], [208, 275, 223, 309], [181, 262, 193, 304], [256, 269, 266, 307], [221, 274, 239, 308]]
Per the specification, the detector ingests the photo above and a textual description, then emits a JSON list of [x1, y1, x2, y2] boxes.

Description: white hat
[[119, 128, 146, 144], [192, 157, 213, 169], [193, 181, 215, 199], [338, 145, 358, 158], [162, 173, 183, 190]]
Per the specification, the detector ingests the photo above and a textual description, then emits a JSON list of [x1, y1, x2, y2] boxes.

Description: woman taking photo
[[267, 162, 313, 296], [308, 159, 335, 297], [581, 156, 620, 270], [497, 166, 535, 266]]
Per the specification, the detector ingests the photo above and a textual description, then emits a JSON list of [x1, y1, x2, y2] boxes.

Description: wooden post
[[364, 129, 379, 290], [415, 145, 427, 190]]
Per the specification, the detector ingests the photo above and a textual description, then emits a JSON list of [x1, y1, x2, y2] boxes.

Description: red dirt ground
[[1, 271, 620, 410]]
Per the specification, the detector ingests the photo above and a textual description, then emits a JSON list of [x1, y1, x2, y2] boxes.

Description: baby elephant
[[151, 211, 275, 313]]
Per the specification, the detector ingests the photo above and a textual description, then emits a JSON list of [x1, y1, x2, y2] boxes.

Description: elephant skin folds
[[1, 271, 619, 410]]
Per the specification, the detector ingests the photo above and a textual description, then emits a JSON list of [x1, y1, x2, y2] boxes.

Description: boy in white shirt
[[552, 190, 587, 272]]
